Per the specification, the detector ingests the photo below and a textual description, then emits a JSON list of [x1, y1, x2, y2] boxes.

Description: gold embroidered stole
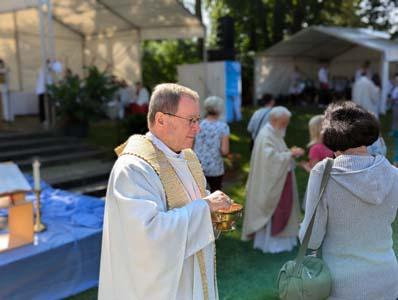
[[115, 135, 210, 299]]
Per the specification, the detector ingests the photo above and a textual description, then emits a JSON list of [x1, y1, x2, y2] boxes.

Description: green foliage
[[142, 40, 202, 90], [120, 114, 148, 138], [48, 66, 119, 124], [359, 0, 398, 37], [47, 73, 81, 122]]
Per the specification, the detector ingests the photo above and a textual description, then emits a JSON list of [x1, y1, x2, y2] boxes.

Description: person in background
[[0, 59, 13, 122], [355, 60, 372, 82], [242, 106, 304, 253], [300, 101, 398, 300], [318, 61, 330, 107], [247, 94, 275, 150], [288, 66, 305, 105], [130, 81, 150, 114], [194, 96, 230, 192], [300, 115, 333, 173], [352, 71, 380, 118], [36, 59, 62, 125], [299, 114, 334, 210]]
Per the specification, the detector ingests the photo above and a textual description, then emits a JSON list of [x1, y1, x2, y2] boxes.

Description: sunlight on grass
[[229, 133, 241, 142]]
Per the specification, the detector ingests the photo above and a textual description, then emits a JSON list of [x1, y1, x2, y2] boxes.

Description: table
[[0, 178, 104, 300]]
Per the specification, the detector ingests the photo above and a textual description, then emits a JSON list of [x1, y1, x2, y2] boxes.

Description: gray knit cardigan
[[300, 155, 398, 300]]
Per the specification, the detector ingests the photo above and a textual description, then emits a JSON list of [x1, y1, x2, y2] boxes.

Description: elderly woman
[[300, 101, 398, 300], [194, 96, 230, 192]]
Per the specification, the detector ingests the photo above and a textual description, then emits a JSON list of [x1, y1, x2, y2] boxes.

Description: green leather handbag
[[277, 159, 333, 300]]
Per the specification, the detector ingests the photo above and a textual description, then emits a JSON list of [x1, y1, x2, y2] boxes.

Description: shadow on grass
[[216, 235, 297, 300]]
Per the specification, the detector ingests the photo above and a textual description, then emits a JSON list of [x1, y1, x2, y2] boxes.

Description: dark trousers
[[318, 84, 331, 105], [206, 175, 223, 193], [38, 93, 45, 122]]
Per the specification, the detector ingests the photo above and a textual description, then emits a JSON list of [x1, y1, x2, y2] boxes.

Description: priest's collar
[[146, 132, 184, 160]]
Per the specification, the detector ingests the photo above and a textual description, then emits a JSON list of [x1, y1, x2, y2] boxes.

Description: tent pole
[[13, 11, 23, 91], [137, 29, 142, 82], [38, 0, 49, 128], [381, 53, 389, 115], [47, 0, 55, 61], [47, 0, 56, 127]]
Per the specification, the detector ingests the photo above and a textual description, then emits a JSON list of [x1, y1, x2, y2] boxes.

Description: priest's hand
[[203, 191, 232, 213], [291, 146, 304, 158]]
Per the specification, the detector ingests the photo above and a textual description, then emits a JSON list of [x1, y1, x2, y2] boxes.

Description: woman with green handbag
[[299, 102, 398, 300]]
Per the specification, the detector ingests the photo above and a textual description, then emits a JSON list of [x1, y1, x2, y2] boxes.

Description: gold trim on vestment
[[115, 135, 211, 300]]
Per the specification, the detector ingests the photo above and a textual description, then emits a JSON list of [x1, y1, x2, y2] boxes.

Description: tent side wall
[[0, 13, 21, 92], [254, 56, 320, 102], [0, 8, 83, 93], [178, 61, 226, 118], [329, 46, 381, 79], [84, 31, 141, 85], [255, 46, 387, 104]]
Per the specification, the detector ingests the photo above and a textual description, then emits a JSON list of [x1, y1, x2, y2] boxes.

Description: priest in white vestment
[[352, 72, 380, 118], [99, 83, 232, 300], [242, 106, 304, 253]]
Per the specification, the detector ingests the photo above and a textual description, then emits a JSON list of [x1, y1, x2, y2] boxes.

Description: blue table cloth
[[0, 177, 104, 300]]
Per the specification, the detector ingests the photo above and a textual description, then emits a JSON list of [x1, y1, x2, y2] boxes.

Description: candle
[[33, 159, 41, 191]]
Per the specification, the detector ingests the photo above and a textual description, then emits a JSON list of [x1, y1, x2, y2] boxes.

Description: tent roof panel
[[258, 26, 398, 61], [0, 0, 204, 39]]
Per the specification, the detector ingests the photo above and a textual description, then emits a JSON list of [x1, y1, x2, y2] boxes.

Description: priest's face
[[273, 115, 290, 137], [162, 95, 201, 152]]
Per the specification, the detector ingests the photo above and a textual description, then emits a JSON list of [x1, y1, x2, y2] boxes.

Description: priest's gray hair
[[204, 96, 224, 116], [268, 106, 292, 120], [147, 83, 199, 127]]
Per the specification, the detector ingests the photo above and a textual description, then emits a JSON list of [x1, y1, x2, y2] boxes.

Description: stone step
[[0, 130, 56, 142], [30, 160, 114, 190], [0, 143, 94, 162], [70, 180, 109, 197], [17, 149, 109, 170], [0, 136, 79, 152]]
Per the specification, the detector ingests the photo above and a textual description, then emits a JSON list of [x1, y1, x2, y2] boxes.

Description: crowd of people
[[2, 54, 398, 298], [98, 77, 398, 299]]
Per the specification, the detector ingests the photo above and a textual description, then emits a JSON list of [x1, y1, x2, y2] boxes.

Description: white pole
[[38, 0, 49, 127], [46, 0, 56, 127], [47, 0, 56, 61], [13, 11, 23, 91]]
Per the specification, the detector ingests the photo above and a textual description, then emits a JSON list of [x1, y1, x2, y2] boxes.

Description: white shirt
[[391, 85, 398, 101], [36, 67, 53, 95], [318, 67, 328, 84], [352, 76, 379, 117], [135, 87, 149, 105], [355, 68, 372, 82]]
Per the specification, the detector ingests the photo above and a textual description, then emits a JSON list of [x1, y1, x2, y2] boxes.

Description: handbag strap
[[294, 158, 333, 270], [253, 109, 270, 138]]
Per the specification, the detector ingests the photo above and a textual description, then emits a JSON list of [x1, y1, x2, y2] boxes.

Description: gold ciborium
[[212, 203, 243, 232]]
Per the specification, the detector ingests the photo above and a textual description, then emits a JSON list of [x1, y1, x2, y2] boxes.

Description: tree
[[141, 40, 201, 91], [359, 0, 398, 37], [196, 0, 205, 59]]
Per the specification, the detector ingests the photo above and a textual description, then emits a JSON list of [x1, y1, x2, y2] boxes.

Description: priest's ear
[[154, 111, 166, 127]]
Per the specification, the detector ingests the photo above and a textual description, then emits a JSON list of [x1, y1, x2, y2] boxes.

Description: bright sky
[[182, 0, 211, 34]]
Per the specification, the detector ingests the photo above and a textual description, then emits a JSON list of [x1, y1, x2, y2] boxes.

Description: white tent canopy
[[0, 0, 204, 94], [255, 26, 398, 113]]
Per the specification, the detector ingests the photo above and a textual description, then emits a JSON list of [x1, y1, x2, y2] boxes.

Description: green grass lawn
[[69, 105, 397, 300]]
